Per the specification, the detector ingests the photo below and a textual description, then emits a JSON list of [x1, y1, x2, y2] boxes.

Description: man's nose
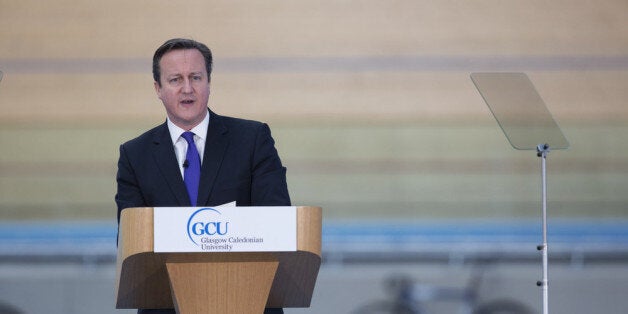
[[182, 78, 193, 93]]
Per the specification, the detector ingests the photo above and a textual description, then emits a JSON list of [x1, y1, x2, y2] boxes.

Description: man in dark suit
[[115, 38, 289, 314]]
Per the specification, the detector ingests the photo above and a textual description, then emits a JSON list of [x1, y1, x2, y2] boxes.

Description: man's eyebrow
[[165, 71, 204, 78]]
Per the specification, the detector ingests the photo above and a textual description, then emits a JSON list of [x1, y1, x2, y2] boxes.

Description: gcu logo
[[186, 208, 230, 245]]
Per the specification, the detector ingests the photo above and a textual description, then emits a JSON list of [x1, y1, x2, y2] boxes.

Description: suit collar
[[151, 122, 191, 206], [149, 109, 230, 207], [197, 110, 230, 206]]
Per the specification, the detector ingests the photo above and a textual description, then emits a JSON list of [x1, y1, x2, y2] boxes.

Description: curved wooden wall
[[1, 0, 627, 220]]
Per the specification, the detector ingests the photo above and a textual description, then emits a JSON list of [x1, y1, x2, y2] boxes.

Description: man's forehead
[[160, 49, 206, 72]]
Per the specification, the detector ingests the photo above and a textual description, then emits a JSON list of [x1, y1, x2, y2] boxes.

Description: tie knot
[[181, 131, 195, 144]]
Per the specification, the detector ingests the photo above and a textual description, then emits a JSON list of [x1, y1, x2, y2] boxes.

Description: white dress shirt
[[167, 112, 210, 178]]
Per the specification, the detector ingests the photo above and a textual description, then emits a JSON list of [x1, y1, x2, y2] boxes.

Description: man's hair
[[152, 38, 213, 85]]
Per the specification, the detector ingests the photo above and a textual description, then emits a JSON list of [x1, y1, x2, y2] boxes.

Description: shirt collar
[[167, 110, 210, 144]]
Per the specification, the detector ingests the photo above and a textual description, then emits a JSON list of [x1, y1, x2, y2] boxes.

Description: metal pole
[[536, 144, 550, 314]]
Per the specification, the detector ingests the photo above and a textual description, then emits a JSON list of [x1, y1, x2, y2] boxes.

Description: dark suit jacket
[[115, 109, 290, 221]]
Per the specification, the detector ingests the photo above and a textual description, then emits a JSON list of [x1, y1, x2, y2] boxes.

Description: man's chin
[[171, 114, 206, 130]]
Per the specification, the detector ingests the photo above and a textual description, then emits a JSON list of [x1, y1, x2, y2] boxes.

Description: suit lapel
[[197, 111, 229, 206], [151, 122, 191, 206]]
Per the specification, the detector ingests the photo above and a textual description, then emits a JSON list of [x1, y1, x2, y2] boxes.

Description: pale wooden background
[[1, 0, 627, 220]]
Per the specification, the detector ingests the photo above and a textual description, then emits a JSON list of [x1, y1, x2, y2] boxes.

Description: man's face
[[155, 49, 210, 130]]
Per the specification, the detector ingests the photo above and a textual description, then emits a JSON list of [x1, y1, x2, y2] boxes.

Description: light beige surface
[[0, 1, 627, 220]]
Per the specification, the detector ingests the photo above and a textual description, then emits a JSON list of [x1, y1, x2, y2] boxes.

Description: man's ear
[[154, 80, 162, 100]]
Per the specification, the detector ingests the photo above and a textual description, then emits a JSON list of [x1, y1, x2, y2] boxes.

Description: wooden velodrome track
[[1, 0, 627, 220]]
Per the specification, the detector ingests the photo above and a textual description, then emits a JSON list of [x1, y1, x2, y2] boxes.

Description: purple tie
[[182, 131, 201, 206]]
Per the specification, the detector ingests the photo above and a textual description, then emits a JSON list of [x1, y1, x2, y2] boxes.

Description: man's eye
[[170, 78, 181, 84], [192, 76, 202, 81]]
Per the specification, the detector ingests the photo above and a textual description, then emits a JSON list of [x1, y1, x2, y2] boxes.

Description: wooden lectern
[[115, 206, 321, 314]]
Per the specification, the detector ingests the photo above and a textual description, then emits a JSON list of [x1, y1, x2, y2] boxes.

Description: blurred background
[[1, 1, 627, 313]]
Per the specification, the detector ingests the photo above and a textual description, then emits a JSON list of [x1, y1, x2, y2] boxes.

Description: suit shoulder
[[214, 114, 269, 136], [120, 123, 167, 149], [216, 114, 265, 129]]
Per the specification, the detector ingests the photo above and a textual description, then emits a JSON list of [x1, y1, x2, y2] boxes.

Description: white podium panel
[[153, 206, 297, 253]]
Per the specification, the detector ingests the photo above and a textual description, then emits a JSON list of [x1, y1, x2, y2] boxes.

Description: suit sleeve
[[250, 123, 291, 206], [115, 144, 147, 223]]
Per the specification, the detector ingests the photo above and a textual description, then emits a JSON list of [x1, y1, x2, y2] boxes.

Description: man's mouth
[[181, 99, 195, 105]]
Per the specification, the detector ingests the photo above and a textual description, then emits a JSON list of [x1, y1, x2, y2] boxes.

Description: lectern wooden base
[[115, 207, 321, 314], [167, 255, 278, 314]]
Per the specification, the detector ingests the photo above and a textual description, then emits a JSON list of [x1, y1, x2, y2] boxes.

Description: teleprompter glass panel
[[471, 72, 569, 150]]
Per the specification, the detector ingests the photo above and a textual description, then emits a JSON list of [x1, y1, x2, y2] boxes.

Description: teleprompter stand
[[471, 73, 569, 314]]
